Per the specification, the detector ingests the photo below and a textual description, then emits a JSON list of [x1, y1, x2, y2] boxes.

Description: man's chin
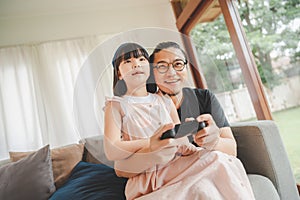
[[163, 89, 181, 96], [158, 85, 182, 96]]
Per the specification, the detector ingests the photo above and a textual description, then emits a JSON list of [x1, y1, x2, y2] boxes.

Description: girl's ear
[[117, 70, 123, 80]]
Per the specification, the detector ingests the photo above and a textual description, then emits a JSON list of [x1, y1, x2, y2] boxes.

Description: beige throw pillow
[[9, 143, 84, 188]]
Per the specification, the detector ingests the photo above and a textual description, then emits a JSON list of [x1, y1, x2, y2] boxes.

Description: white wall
[[0, 0, 177, 47], [216, 76, 300, 122]]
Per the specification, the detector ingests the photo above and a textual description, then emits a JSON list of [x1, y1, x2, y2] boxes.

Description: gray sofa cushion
[[0, 145, 56, 200], [248, 174, 279, 200]]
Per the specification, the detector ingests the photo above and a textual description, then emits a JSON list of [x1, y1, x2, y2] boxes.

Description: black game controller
[[160, 120, 206, 140]]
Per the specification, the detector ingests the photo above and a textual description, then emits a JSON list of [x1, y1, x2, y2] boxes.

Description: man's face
[[152, 47, 188, 96]]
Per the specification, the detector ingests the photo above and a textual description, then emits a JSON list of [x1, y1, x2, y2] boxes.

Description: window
[[190, 15, 257, 123]]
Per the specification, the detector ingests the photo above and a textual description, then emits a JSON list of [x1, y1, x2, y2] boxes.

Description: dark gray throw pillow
[[0, 145, 56, 200]]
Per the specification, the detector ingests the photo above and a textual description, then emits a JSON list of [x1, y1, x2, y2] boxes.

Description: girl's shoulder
[[153, 92, 173, 105], [104, 96, 123, 111], [105, 95, 123, 102]]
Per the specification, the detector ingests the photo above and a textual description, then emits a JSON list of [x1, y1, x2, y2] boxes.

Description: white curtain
[[0, 35, 108, 159]]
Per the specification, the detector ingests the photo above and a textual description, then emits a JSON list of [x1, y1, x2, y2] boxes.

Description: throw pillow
[[0, 145, 56, 200], [49, 161, 127, 200], [9, 143, 84, 188]]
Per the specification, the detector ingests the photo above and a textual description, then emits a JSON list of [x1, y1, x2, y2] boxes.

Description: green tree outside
[[190, 0, 300, 91]]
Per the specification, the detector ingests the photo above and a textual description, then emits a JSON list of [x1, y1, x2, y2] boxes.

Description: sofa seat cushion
[[49, 161, 127, 200], [248, 174, 280, 200]]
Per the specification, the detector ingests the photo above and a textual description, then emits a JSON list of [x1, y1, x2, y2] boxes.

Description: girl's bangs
[[113, 43, 149, 69], [122, 48, 148, 61]]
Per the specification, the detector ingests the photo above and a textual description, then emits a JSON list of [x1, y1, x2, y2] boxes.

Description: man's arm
[[213, 127, 237, 156]]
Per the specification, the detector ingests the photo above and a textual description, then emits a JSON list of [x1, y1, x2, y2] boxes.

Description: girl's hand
[[148, 123, 175, 152], [148, 123, 178, 165]]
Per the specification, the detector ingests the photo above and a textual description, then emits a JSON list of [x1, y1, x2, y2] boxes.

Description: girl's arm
[[114, 99, 188, 178], [104, 101, 149, 161], [114, 123, 178, 178]]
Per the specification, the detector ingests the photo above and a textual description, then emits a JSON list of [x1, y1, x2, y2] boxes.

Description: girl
[[104, 42, 182, 174], [104, 42, 255, 200]]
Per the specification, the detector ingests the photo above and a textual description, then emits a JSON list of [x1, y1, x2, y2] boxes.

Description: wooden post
[[219, 0, 272, 120], [181, 34, 207, 89]]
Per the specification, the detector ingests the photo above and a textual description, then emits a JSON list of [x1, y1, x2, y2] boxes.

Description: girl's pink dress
[[106, 93, 255, 200]]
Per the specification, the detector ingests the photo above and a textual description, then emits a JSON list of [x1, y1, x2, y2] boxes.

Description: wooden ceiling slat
[[175, 0, 222, 33]]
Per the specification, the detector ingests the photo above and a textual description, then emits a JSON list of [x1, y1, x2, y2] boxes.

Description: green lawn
[[272, 106, 300, 183]]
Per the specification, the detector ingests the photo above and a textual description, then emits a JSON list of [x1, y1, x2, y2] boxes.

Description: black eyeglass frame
[[153, 59, 188, 74]]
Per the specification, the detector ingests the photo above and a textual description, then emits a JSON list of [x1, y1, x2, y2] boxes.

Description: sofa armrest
[[231, 120, 299, 200]]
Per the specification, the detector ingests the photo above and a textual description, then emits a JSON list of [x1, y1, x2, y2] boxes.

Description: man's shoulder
[[183, 87, 212, 96]]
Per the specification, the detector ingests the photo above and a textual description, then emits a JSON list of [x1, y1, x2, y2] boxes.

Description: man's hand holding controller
[[193, 114, 221, 150], [160, 114, 221, 151], [160, 120, 207, 140]]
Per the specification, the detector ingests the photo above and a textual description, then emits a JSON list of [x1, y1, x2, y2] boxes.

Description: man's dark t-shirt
[[177, 88, 229, 143]]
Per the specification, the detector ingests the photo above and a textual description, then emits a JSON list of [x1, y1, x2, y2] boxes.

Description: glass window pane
[[237, 0, 300, 183], [190, 14, 257, 123]]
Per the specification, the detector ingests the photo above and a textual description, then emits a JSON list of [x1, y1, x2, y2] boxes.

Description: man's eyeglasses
[[154, 59, 187, 74]]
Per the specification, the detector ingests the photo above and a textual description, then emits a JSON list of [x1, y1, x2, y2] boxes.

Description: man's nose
[[166, 64, 176, 75]]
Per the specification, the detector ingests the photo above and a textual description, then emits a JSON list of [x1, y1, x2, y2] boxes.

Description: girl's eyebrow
[[122, 59, 131, 63]]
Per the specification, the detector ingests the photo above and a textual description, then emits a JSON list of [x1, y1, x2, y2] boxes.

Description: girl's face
[[152, 47, 188, 96], [118, 55, 150, 92]]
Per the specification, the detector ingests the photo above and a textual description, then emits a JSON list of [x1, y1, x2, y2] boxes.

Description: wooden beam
[[176, 0, 203, 31], [219, 0, 273, 120], [170, 0, 183, 19], [198, 2, 221, 23], [181, 35, 207, 89], [176, 0, 222, 33]]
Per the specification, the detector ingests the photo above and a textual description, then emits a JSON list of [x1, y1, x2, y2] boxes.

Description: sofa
[[231, 120, 299, 200], [0, 120, 299, 199]]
